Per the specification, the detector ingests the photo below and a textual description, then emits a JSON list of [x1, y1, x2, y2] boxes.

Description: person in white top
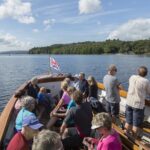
[[125, 66, 150, 136]]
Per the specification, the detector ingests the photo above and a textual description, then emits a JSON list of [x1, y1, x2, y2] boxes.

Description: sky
[[0, 0, 150, 51]]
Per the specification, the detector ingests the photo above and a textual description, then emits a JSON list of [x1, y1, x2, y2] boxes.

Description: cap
[[91, 113, 111, 130], [91, 121, 104, 130], [23, 114, 43, 130]]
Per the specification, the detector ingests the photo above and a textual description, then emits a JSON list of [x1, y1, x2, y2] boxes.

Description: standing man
[[103, 64, 123, 122], [78, 72, 89, 98], [125, 66, 150, 136]]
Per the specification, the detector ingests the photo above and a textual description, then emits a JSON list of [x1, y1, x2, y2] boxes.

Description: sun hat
[[22, 114, 43, 130], [91, 113, 112, 130]]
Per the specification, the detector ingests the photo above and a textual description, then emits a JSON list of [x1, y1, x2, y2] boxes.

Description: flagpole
[[49, 55, 52, 75]]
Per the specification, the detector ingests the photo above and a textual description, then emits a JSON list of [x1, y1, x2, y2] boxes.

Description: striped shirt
[[127, 75, 150, 109]]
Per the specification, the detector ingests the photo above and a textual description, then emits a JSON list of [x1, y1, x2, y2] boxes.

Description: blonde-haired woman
[[47, 81, 71, 129], [87, 76, 98, 99], [52, 86, 76, 118]]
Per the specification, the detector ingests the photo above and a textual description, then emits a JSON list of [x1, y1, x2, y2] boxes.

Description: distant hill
[[29, 39, 150, 55], [0, 50, 28, 54]]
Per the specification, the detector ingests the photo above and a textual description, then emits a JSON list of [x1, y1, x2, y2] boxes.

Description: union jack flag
[[49, 57, 60, 71]]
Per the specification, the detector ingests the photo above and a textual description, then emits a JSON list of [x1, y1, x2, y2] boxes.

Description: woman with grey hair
[[32, 129, 63, 150], [27, 77, 40, 99], [15, 96, 37, 131], [83, 113, 122, 150]]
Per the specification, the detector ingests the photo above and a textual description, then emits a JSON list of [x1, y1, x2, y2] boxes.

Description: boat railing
[[97, 82, 150, 106]]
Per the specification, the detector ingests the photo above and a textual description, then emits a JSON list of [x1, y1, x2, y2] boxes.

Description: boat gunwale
[[0, 81, 28, 147], [97, 83, 150, 107]]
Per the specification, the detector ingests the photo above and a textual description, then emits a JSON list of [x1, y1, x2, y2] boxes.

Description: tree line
[[29, 39, 150, 55]]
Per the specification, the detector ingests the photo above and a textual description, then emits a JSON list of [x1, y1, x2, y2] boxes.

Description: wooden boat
[[0, 74, 150, 150]]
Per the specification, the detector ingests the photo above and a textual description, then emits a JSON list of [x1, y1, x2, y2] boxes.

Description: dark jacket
[[79, 79, 89, 96]]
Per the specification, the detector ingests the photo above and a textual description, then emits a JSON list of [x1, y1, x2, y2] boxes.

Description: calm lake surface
[[0, 54, 150, 112]]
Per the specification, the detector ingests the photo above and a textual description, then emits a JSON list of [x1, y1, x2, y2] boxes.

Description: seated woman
[[51, 86, 76, 118], [59, 77, 71, 98], [87, 76, 98, 99], [27, 77, 39, 99], [87, 76, 105, 113], [47, 81, 71, 129], [15, 96, 37, 131], [37, 87, 55, 122], [83, 113, 122, 150]]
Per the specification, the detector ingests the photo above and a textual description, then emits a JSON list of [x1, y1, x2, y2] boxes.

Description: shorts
[[125, 105, 144, 127], [105, 101, 119, 116]]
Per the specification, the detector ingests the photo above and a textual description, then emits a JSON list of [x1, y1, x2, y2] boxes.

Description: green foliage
[[29, 39, 150, 54]]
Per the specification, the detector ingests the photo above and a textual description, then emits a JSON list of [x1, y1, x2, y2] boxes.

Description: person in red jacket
[[7, 114, 43, 150]]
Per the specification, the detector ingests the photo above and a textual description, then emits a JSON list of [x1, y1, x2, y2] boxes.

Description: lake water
[[0, 54, 150, 112]]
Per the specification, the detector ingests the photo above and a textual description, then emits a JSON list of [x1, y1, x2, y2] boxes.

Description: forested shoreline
[[29, 39, 150, 55]]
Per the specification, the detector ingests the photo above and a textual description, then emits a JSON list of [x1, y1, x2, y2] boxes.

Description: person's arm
[[53, 91, 66, 112], [83, 137, 98, 150], [53, 111, 67, 118], [60, 122, 67, 135], [147, 82, 150, 95], [60, 108, 74, 135], [116, 79, 124, 90], [50, 99, 64, 117], [53, 104, 72, 118], [118, 84, 124, 90]]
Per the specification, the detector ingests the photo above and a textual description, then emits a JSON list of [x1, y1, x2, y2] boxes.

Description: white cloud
[[33, 29, 39, 33], [43, 19, 56, 30], [79, 0, 102, 14], [59, 8, 132, 24], [0, 33, 31, 50], [107, 18, 150, 40], [0, 0, 35, 24]]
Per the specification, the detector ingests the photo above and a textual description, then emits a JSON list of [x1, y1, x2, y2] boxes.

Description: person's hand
[[50, 111, 56, 117], [83, 137, 96, 150], [52, 112, 57, 117], [83, 137, 93, 147]]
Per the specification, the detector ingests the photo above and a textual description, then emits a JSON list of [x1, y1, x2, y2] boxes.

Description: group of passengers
[[6, 64, 150, 150]]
